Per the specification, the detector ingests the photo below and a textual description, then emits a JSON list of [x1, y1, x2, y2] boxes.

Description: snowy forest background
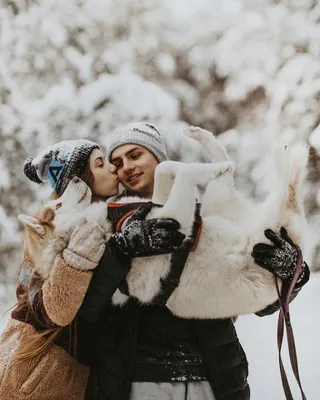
[[1, 0, 320, 398]]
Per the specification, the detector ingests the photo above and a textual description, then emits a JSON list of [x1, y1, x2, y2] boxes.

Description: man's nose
[[122, 159, 134, 173]]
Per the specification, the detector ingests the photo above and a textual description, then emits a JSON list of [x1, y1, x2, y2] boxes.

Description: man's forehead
[[111, 144, 146, 160]]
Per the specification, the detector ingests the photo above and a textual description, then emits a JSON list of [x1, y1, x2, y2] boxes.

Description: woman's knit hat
[[106, 122, 167, 163], [23, 139, 99, 195]]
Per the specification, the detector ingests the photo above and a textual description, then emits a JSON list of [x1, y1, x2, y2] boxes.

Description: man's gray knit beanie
[[23, 139, 99, 195], [106, 122, 168, 163]]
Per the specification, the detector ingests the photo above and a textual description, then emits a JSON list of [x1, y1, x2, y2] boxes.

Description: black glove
[[107, 202, 185, 260], [251, 227, 309, 286]]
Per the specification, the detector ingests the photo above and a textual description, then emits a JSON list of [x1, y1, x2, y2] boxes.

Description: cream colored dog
[[19, 127, 309, 319]]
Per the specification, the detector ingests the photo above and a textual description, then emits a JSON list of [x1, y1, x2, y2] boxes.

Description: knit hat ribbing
[[106, 122, 167, 163], [23, 139, 99, 195]]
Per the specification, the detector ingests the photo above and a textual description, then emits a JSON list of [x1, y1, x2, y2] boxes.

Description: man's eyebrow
[[111, 147, 141, 162]]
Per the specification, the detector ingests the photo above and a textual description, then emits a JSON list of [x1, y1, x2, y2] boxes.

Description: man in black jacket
[[79, 122, 309, 400]]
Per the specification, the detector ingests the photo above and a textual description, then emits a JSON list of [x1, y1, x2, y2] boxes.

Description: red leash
[[275, 243, 307, 400]]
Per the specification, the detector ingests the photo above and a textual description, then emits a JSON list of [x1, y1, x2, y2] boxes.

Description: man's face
[[110, 144, 159, 198]]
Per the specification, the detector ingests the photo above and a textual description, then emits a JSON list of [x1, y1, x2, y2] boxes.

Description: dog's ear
[[37, 207, 55, 224], [82, 185, 92, 205], [18, 214, 46, 236]]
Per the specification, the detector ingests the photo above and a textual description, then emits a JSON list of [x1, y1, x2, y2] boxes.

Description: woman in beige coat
[[0, 140, 184, 400]]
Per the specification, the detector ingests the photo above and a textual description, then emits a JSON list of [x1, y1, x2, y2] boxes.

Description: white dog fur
[[19, 127, 309, 319]]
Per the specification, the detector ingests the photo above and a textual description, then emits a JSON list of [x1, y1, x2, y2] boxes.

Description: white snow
[[237, 273, 320, 400]]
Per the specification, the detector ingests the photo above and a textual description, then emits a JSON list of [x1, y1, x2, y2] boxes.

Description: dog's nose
[[73, 177, 80, 183]]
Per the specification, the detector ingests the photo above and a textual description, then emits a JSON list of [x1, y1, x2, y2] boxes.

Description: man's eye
[[113, 163, 122, 169]]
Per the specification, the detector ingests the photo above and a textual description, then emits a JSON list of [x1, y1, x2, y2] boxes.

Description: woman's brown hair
[[15, 159, 96, 361]]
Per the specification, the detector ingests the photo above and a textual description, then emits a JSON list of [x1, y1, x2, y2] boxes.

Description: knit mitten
[[63, 221, 106, 271], [251, 227, 305, 283], [107, 202, 185, 260]]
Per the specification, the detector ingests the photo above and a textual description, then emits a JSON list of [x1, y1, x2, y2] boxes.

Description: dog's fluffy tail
[[261, 142, 309, 245], [271, 141, 309, 193], [286, 143, 309, 212]]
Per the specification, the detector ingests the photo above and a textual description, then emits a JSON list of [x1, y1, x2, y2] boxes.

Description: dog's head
[[44, 177, 93, 234], [18, 178, 93, 277], [47, 177, 92, 214]]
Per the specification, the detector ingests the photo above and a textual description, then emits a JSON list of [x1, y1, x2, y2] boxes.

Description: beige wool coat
[[0, 254, 92, 400]]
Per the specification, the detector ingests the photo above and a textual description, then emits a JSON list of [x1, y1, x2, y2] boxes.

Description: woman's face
[[89, 149, 119, 198]]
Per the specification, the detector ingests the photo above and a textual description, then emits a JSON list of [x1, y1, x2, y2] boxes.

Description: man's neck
[[124, 188, 153, 199], [116, 189, 153, 200], [132, 191, 153, 199]]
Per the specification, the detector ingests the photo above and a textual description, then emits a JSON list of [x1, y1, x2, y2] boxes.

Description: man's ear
[[18, 215, 46, 236]]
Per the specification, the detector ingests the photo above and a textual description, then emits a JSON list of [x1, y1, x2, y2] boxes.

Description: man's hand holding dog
[[252, 227, 309, 287]]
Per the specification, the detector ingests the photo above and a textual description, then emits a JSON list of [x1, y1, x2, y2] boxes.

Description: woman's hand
[[63, 220, 106, 270], [107, 202, 185, 259]]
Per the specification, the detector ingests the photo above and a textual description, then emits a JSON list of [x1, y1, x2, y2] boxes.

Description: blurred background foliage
[[1, 0, 320, 307]]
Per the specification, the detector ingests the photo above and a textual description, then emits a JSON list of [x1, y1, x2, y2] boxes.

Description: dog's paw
[[215, 161, 235, 178], [185, 126, 214, 141], [185, 126, 203, 139]]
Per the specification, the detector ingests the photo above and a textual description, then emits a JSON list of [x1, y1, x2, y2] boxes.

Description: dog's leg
[[151, 161, 201, 237], [152, 160, 215, 205], [200, 163, 237, 218], [185, 126, 241, 220], [151, 161, 177, 205], [152, 161, 234, 236], [186, 126, 230, 162]]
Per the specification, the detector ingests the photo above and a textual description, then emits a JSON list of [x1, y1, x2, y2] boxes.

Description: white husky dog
[[19, 127, 309, 319]]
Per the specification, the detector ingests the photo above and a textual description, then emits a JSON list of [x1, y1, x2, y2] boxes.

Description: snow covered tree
[[1, 0, 320, 311]]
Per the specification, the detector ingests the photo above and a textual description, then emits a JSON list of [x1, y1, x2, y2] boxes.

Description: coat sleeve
[[41, 254, 93, 326], [12, 255, 93, 329], [77, 244, 130, 323], [255, 261, 310, 317]]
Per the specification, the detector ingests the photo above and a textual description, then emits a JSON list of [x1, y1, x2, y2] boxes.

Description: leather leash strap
[[152, 203, 202, 306], [275, 242, 307, 400]]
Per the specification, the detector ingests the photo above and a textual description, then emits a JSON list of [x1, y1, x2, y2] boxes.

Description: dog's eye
[[56, 203, 62, 210]]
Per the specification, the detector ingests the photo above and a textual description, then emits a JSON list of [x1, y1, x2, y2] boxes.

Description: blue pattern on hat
[[45, 156, 67, 190]]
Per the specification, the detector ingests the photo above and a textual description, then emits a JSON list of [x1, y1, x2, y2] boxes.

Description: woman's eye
[[56, 203, 62, 210], [132, 153, 140, 160]]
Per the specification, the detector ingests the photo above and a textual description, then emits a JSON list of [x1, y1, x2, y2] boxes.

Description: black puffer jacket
[[79, 241, 250, 400], [81, 299, 249, 400]]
